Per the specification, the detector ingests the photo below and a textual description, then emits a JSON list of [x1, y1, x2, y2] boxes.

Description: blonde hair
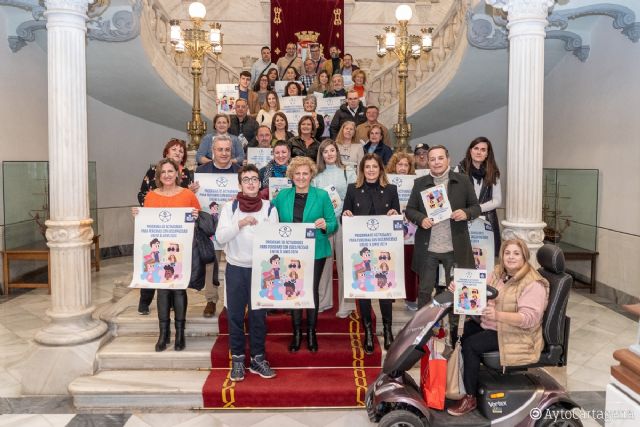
[[386, 152, 416, 175], [495, 238, 532, 278], [286, 156, 318, 180], [335, 120, 356, 146], [352, 69, 367, 85]]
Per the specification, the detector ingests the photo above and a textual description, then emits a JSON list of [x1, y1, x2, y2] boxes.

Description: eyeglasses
[[241, 177, 260, 184], [379, 255, 389, 260], [288, 263, 299, 268]]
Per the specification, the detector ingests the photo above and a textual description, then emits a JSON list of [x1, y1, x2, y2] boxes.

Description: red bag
[[420, 338, 447, 410]]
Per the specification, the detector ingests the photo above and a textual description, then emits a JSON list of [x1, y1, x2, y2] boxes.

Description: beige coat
[[492, 265, 549, 367]]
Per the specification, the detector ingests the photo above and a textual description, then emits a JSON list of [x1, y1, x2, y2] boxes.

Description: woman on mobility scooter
[[447, 238, 549, 416]]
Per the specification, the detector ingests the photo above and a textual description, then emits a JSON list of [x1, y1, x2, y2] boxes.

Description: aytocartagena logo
[[158, 210, 171, 222]]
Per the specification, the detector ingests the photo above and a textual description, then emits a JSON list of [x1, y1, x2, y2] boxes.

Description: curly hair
[[286, 156, 318, 180]]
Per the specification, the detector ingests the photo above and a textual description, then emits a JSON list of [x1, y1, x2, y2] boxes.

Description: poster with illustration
[[216, 84, 239, 114], [279, 95, 305, 134], [194, 173, 240, 215], [247, 147, 273, 170], [251, 223, 316, 309], [453, 268, 487, 315], [468, 218, 495, 274], [342, 215, 406, 299], [268, 177, 292, 200], [420, 184, 452, 224], [129, 208, 195, 290], [323, 185, 342, 215], [387, 174, 418, 244], [316, 96, 344, 138]]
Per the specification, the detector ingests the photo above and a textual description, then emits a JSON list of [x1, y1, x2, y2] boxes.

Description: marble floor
[[0, 257, 637, 426]]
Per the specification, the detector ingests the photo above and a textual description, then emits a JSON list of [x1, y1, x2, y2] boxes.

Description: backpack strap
[[232, 199, 239, 214]]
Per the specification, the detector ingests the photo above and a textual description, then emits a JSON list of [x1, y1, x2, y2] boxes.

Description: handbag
[[421, 337, 447, 410], [446, 314, 467, 400]]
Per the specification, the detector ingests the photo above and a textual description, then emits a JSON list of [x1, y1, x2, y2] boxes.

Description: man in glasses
[[216, 164, 279, 382], [308, 43, 326, 73], [329, 89, 366, 138]]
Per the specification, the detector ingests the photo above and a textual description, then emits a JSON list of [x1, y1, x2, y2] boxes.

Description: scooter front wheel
[[379, 409, 425, 427]]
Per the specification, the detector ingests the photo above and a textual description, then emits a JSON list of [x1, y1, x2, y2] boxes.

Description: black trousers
[[156, 289, 187, 322], [461, 319, 498, 395], [291, 258, 326, 330], [358, 299, 392, 324], [418, 251, 454, 308]]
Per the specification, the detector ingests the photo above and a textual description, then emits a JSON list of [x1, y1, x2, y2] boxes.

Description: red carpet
[[202, 269, 383, 408]]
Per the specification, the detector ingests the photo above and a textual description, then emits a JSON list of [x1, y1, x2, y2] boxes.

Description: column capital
[[45, 0, 91, 10], [486, 0, 555, 17]]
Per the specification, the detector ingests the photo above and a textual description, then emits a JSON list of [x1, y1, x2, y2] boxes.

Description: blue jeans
[[225, 263, 267, 357]]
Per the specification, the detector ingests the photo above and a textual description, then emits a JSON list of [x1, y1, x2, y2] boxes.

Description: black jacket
[[289, 136, 320, 161], [362, 141, 393, 166], [342, 183, 400, 217], [229, 115, 259, 143], [188, 211, 217, 291], [405, 170, 481, 272], [329, 102, 366, 139]]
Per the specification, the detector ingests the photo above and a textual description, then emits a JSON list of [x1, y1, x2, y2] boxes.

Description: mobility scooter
[[366, 244, 582, 427]]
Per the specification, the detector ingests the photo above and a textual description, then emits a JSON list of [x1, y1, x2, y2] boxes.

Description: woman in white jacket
[[215, 164, 279, 382]]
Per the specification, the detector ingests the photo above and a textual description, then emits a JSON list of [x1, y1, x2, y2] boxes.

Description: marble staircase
[[69, 264, 417, 411], [70, 287, 218, 411]]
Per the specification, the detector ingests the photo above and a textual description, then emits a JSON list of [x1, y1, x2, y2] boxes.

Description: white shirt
[[215, 200, 279, 268]]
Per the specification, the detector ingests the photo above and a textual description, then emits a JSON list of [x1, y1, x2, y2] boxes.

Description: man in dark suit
[[405, 145, 481, 308]]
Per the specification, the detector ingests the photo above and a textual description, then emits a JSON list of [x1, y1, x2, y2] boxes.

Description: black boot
[[306, 307, 318, 352], [289, 309, 302, 352], [383, 321, 394, 350], [173, 290, 187, 351], [381, 300, 394, 350], [359, 299, 374, 354], [155, 321, 170, 352], [363, 320, 375, 354], [379, 299, 393, 350], [174, 320, 185, 351], [155, 290, 171, 352], [307, 328, 318, 352]]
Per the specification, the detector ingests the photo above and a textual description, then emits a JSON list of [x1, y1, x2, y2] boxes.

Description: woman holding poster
[[313, 140, 357, 317], [259, 140, 291, 189], [342, 154, 401, 353], [272, 157, 338, 353], [135, 158, 200, 352], [446, 239, 548, 416], [136, 138, 198, 316], [386, 152, 420, 312], [215, 165, 279, 382], [457, 137, 502, 254]]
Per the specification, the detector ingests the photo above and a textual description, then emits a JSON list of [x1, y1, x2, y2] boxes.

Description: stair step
[[113, 305, 219, 337], [69, 370, 208, 411], [98, 336, 214, 370]]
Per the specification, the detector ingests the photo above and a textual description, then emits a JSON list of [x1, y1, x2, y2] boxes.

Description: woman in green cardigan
[[272, 156, 338, 353]]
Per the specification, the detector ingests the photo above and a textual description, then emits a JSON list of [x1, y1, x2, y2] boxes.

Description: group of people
[[134, 45, 550, 415], [249, 44, 365, 99]]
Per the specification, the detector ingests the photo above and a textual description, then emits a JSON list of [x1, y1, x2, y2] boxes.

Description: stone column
[[9, 0, 107, 394], [486, 0, 555, 255]]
